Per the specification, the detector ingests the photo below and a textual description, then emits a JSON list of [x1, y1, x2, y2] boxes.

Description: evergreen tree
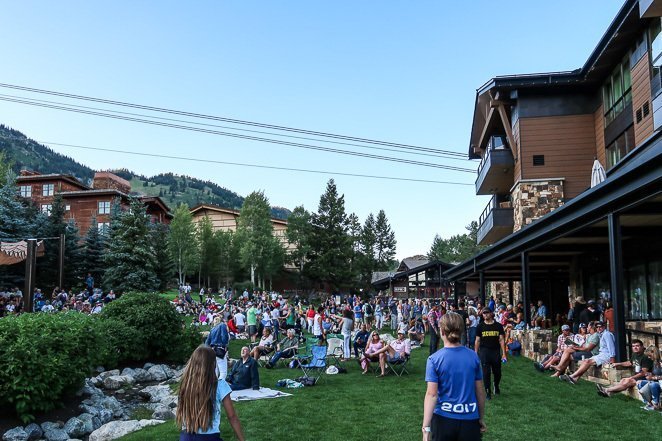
[[62, 221, 83, 288], [36, 195, 72, 289], [347, 212, 362, 282], [82, 216, 106, 286], [215, 229, 235, 288], [103, 198, 158, 292], [197, 215, 220, 287], [286, 206, 312, 274], [168, 204, 199, 286], [357, 213, 377, 287], [427, 222, 483, 263], [374, 209, 397, 270], [0, 151, 12, 186], [150, 222, 174, 291], [307, 179, 353, 292], [236, 191, 276, 288]]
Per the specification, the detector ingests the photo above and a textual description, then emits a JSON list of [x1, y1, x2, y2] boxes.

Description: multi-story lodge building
[[446, 0, 662, 360], [16, 170, 171, 234]]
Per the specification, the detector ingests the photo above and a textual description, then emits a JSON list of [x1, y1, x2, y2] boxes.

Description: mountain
[[0, 125, 291, 219]]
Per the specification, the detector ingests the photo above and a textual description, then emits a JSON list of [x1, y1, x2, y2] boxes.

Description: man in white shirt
[[376, 330, 411, 363], [234, 310, 246, 333]]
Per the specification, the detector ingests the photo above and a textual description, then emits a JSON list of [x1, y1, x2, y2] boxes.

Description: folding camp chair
[[298, 344, 327, 384], [325, 337, 344, 367], [387, 353, 411, 376], [248, 342, 274, 367]]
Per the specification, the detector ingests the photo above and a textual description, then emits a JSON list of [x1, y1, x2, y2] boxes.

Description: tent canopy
[[0, 241, 45, 265]]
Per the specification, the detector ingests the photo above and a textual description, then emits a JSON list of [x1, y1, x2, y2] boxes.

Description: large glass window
[[606, 125, 635, 169], [602, 54, 632, 125], [19, 185, 32, 198], [627, 264, 648, 320], [42, 183, 54, 197], [649, 261, 662, 320], [650, 19, 662, 97], [98, 201, 110, 215], [41, 204, 52, 216]]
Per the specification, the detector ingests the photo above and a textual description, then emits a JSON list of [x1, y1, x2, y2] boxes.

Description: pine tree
[[374, 210, 397, 271], [62, 221, 83, 288], [357, 213, 377, 287], [197, 215, 220, 288], [150, 222, 174, 291], [103, 198, 158, 292], [307, 179, 353, 292], [36, 195, 69, 289], [82, 216, 106, 287]]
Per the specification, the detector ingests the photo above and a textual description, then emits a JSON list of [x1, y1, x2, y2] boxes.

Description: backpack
[[295, 376, 317, 386], [365, 304, 373, 315]]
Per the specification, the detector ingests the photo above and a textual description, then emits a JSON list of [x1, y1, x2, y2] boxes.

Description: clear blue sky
[[0, 0, 623, 260]]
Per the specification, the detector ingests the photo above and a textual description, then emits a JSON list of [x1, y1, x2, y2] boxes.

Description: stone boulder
[[88, 420, 165, 441], [151, 406, 175, 420], [160, 395, 178, 409], [132, 368, 151, 382], [39, 422, 62, 433], [98, 369, 120, 381], [77, 413, 101, 433], [2, 427, 28, 441], [23, 423, 42, 441], [139, 385, 172, 403], [64, 417, 86, 438], [100, 396, 124, 418], [143, 362, 155, 370], [147, 365, 174, 381], [42, 428, 68, 441], [103, 375, 135, 390]]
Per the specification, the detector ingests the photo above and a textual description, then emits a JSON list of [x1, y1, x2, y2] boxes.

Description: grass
[[119, 334, 662, 441]]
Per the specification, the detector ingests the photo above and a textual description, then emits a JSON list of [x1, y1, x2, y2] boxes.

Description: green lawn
[[121, 335, 662, 441]]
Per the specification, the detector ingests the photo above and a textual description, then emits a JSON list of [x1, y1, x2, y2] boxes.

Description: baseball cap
[[579, 323, 587, 328], [561, 324, 570, 331], [595, 321, 605, 327], [397, 330, 405, 334]]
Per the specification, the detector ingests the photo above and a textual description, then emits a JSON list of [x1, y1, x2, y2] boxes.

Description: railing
[[476, 136, 508, 177], [478, 196, 497, 227]]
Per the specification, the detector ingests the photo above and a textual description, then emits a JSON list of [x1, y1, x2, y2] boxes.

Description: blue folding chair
[[298, 344, 327, 384]]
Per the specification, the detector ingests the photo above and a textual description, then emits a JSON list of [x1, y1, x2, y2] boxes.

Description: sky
[[0, 0, 624, 260]]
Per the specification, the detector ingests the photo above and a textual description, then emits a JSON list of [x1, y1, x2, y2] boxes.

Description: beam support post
[[23, 239, 37, 313], [479, 270, 486, 305], [608, 213, 627, 362], [521, 252, 530, 325]]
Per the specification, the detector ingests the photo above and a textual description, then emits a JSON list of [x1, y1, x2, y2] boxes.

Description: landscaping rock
[[77, 413, 101, 433], [40, 422, 62, 433], [2, 427, 28, 441], [160, 395, 178, 408], [103, 375, 135, 390], [139, 385, 171, 403], [90, 375, 103, 387], [131, 368, 151, 382], [98, 369, 120, 381], [95, 366, 106, 374], [100, 396, 124, 418], [43, 428, 68, 441], [88, 420, 165, 441], [98, 408, 114, 425], [64, 417, 86, 438], [79, 384, 104, 397], [147, 365, 174, 381], [152, 406, 175, 420], [143, 362, 155, 370], [23, 423, 42, 441]]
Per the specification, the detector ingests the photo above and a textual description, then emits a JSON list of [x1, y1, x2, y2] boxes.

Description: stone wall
[[488, 281, 522, 305], [512, 179, 565, 232]]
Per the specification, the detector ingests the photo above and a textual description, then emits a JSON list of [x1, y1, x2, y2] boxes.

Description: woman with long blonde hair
[[177, 345, 245, 441]]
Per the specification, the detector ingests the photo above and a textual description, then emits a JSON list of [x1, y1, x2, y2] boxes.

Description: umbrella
[[590, 159, 606, 188]]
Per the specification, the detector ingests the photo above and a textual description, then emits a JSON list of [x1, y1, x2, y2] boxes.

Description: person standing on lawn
[[423, 312, 487, 441], [177, 345, 245, 441], [474, 307, 507, 399], [428, 304, 441, 355]]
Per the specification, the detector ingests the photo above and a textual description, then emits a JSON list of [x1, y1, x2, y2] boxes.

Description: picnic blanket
[[230, 387, 292, 401]]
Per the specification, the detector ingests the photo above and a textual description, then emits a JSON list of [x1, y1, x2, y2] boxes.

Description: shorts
[[387, 353, 404, 364], [590, 353, 611, 367], [248, 325, 257, 336], [572, 351, 592, 361], [431, 413, 481, 441]]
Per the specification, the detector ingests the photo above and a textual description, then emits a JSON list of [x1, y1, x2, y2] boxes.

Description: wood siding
[[519, 115, 597, 199], [512, 119, 522, 183], [631, 51, 654, 145], [594, 103, 606, 168]]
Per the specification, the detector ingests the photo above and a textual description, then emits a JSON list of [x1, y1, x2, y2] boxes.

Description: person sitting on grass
[[375, 330, 411, 364], [251, 328, 274, 361], [551, 321, 600, 377], [227, 346, 260, 391], [176, 345, 245, 441], [596, 339, 654, 398], [265, 328, 299, 368], [636, 346, 662, 411], [354, 323, 370, 359], [361, 331, 386, 376], [560, 321, 614, 385], [408, 318, 425, 345], [534, 324, 574, 372]]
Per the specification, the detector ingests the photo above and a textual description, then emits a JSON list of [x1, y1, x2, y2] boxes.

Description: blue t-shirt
[[354, 305, 362, 319], [198, 380, 232, 434], [425, 346, 482, 420]]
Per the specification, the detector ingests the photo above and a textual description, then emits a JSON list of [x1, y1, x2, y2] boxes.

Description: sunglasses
[[482, 311, 491, 314]]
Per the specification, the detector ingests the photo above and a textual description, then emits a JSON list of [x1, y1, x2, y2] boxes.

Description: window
[[98, 222, 110, 235], [628, 264, 648, 320], [41, 204, 52, 216], [606, 125, 635, 169], [42, 184, 54, 197], [98, 201, 110, 215], [602, 53, 632, 125], [19, 185, 32, 198], [650, 19, 662, 97], [649, 261, 662, 320], [65, 205, 71, 211]]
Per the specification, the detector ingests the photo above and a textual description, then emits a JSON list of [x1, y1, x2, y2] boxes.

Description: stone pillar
[[512, 179, 565, 232]]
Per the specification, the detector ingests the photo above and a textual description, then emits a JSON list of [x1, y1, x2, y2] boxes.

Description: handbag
[[212, 345, 227, 359]]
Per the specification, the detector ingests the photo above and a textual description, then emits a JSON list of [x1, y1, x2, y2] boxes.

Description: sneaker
[[534, 362, 544, 372], [485, 393, 492, 400], [560, 374, 576, 385], [641, 404, 655, 411], [494, 386, 501, 396]]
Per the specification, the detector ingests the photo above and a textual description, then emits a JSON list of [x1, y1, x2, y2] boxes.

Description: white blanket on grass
[[230, 387, 292, 401]]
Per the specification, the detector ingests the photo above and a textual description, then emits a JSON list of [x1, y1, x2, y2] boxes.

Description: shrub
[[169, 324, 205, 363], [0, 313, 105, 422], [100, 292, 187, 360], [93, 317, 143, 367]]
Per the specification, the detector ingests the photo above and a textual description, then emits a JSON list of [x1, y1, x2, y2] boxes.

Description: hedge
[[0, 293, 200, 422]]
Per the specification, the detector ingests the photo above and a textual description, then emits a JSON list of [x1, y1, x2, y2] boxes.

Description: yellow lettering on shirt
[[481, 331, 500, 337]]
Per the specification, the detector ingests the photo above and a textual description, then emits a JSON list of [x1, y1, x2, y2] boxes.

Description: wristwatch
[[422, 426, 431, 433]]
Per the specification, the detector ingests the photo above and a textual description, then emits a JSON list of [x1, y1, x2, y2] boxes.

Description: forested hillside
[[0, 125, 290, 219]]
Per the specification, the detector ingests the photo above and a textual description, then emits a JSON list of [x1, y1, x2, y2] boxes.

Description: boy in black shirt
[[474, 307, 507, 399]]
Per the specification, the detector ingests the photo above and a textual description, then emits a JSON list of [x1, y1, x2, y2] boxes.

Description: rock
[[23, 423, 41, 441], [100, 396, 124, 418], [79, 404, 99, 416], [39, 422, 62, 433], [146, 365, 170, 381], [2, 427, 28, 441], [95, 366, 106, 374], [90, 375, 104, 387], [76, 413, 99, 434], [139, 385, 171, 403], [42, 428, 68, 441], [88, 420, 165, 441], [98, 369, 120, 381], [103, 375, 135, 390], [160, 395, 178, 409], [151, 406, 175, 420], [64, 417, 86, 438], [131, 368, 150, 382], [120, 367, 136, 377], [78, 384, 104, 397], [98, 408, 113, 425], [143, 362, 155, 370]]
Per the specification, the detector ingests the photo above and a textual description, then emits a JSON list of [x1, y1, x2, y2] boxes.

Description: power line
[[0, 92, 468, 162], [0, 134, 474, 186], [0, 82, 466, 158], [0, 95, 475, 173]]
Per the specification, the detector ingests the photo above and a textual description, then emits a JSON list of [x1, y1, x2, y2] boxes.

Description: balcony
[[477, 196, 514, 245], [475, 136, 515, 195]]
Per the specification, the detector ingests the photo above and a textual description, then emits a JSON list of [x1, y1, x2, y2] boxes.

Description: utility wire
[[0, 82, 466, 158], [0, 134, 474, 186], [0, 95, 475, 173], [0, 92, 468, 162]]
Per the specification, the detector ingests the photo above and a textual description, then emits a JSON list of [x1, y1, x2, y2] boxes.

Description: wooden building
[[447, 0, 662, 361], [372, 258, 453, 298]]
